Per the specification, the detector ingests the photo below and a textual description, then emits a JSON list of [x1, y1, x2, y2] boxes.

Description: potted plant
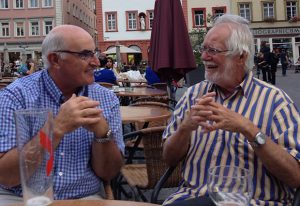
[[289, 16, 299, 23]]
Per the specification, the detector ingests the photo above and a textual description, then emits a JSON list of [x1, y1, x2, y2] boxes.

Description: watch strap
[[94, 129, 113, 143]]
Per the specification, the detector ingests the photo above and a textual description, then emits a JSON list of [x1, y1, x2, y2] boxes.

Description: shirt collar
[[207, 71, 253, 100], [42, 70, 88, 105]]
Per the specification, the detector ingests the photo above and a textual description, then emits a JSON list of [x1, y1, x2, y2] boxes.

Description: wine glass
[[207, 165, 253, 206]]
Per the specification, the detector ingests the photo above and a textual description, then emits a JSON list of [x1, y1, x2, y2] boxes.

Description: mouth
[[203, 61, 218, 70]]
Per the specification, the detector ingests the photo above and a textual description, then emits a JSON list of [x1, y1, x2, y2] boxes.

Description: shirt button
[[60, 152, 64, 156], [58, 172, 63, 176]]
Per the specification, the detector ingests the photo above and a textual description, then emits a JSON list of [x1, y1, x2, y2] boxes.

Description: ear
[[238, 51, 248, 64], [47, 53, 60, 69]]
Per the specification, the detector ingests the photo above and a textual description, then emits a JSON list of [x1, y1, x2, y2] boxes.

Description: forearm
[[242, 123, 300, 188], [163, 125, 191, 167], [91, 141, 123, 181], [0, 148, 21, 187]]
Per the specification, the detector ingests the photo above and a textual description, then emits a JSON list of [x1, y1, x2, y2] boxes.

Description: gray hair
[[41, 29, 67, 69], [213, 14, 255, 72]]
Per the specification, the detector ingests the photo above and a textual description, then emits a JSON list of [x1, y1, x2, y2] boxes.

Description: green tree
[[189, 28, 207, 65]]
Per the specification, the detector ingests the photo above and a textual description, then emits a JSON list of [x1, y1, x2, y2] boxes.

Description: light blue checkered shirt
[[0, 69, 124, 199]]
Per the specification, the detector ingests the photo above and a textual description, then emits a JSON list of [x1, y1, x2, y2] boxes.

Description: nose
[[89, 55, 100, 67], [201, 50, 212, 61]]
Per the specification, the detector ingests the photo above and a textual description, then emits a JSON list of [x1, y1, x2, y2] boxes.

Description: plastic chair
[[116, 126, 182, 203]]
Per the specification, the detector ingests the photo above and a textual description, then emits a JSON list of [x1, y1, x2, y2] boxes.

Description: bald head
[[42, 25, 94, 68]]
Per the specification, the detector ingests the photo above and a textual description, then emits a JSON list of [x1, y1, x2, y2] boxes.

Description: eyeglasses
[[199, 45, 231, 55], [54, 50, 96, 60]]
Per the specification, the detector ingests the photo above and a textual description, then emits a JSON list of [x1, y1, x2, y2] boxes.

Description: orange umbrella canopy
[[149, 0, 196, 82]]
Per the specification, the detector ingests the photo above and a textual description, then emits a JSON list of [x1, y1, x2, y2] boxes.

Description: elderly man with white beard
[[162, 14, 300, 206]]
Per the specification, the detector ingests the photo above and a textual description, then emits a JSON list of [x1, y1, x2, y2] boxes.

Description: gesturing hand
[[54, 94, 103, 137], [181, 92, 216, 132], [206, 101, 251, 134]]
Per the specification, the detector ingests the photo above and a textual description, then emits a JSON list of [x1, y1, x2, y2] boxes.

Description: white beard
[[205, 60, 235, 87]]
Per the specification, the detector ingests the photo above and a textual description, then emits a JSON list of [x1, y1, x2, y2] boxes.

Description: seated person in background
[[121, 62, 129, 72], [0, 25, 124, 205], [18, 60, 36, 76], [145, 65, 161, 85], [106, 57, 120, 78], [94, 56, 118, 85], [163, 14, 300, 206]]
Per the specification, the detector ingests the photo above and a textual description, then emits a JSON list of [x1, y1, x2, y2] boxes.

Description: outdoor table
[[116, 87, 167, 106], [116, 87, 167, 97], [117, 78, 147, 87], [12, 199, 159, 206], [121, 106, 171, 125], [0, 78, 14, 83]]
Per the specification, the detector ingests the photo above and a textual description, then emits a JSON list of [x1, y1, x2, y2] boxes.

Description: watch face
[[256, 133, 266, 145]]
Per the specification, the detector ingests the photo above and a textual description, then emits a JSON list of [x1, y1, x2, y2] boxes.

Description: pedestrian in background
[[280, 49, 288, 76]]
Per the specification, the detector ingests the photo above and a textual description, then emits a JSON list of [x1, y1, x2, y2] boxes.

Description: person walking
[[280, 49, 289, 76], [269, 48, 279, 85]]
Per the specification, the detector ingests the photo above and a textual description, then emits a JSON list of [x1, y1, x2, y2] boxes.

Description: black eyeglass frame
[[199, 45, 231, 55], [53, 50, 96, 59]]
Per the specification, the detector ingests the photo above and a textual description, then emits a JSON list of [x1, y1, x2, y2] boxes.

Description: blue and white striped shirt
[[163, 71, 300, 206], [0, 69, 124, 199]]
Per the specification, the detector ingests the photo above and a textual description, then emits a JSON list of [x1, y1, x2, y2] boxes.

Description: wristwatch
[[94, 129, 113, 143], [249, 132, 266, 148]]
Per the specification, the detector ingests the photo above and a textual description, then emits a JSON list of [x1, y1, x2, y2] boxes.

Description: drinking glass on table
[[207, 165, 253, 206], [15, 108, 54, 206]]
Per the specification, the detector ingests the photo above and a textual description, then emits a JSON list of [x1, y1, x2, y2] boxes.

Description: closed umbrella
[[149, 0, 196, 83], [103, 45, 141, 54]]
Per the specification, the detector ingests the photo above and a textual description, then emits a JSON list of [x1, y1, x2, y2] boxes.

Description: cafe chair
[[116, 126, 182, 203], [98, 82, 115, 89]]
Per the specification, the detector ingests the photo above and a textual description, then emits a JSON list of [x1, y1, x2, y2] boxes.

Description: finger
[[195, 96, 215, 105], [81, 108, 103, 117], [77, 100, 100, 110]]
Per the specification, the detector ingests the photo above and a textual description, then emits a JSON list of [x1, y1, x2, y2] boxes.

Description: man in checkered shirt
[[0, 25, 124, 205]]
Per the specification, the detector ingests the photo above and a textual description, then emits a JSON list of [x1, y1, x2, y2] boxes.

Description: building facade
[[96, 0, 190, 65], [231, 0, 300, 63], [0, 0, 96, 65], [186, 0, 300, 63]]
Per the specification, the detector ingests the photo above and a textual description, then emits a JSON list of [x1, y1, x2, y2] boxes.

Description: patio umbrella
[[103, 45, 141, 54], [149, 0, 196, 82]]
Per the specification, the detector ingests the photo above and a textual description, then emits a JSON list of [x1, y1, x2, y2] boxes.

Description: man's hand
[[206, 101, 254, 135], [183, 92, 216, 132], [54, 94, 103, 140]]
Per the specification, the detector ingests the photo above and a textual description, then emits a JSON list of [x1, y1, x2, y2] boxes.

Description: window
[[212, 7, 226, 18], [29, 0, 38, 8], [239, 3, 251, 21], [0, 22, 9, 37], [15, 0, 23, 8], [43, 0, 52, 7], [15, 21, 25, 37], [148, 10, 154, 29], [44, 19, 53, 35], [263, 2, 275, 19], [30, 21, 39, 36], [127, 12, 137, 30], [286, 1, 298, 19], [192, 8, 206, 27], [0, 0, 8, 8], [106, 12, 117, 31]]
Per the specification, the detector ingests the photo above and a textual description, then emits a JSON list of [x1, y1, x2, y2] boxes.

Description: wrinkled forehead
[[204, 24, 231, 48]]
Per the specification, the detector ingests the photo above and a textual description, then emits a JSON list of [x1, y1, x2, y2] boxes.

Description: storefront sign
[[252, 27, 300, 36]]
